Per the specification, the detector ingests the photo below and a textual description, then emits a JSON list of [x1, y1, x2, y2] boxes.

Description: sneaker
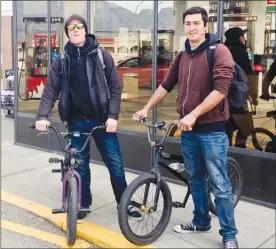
[[77, 212, 87, 224], [224, 240, 239, 249], [127, 206, 143, 221], [173, 221, 211, 234]]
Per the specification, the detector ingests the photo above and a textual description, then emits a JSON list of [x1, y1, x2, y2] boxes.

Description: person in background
[[224, 27, 255, 148]]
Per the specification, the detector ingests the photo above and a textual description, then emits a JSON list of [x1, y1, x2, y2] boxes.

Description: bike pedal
[[172, 201, 184, 208], [79, 208, 91, 213], [52, 208, 65, 214]]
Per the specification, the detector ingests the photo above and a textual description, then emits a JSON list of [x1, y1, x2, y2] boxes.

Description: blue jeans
[[181, 131, 238, 242], [68, 119, 127, 208]]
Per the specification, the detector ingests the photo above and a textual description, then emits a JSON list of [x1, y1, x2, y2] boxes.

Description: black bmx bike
[[118, 118, 243, 245], [29, 123, 105, 246]]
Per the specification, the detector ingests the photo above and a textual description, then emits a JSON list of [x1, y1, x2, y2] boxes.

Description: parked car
[[116, 56, 172, 88]]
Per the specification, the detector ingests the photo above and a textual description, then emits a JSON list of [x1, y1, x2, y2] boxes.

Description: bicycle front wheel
[[118, 173, 172, 245], [66, 176, 78, 246], [209, 157, 243, 215]]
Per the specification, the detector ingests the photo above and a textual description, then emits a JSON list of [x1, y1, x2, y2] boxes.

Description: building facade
[[9, 1, 276, 206]]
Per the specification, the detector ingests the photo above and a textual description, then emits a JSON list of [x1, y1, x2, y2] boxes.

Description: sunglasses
[[67, 23, 84, 31]]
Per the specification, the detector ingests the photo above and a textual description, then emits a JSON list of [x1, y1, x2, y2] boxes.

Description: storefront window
[[220, 1, 276, 155], [90, 1, 154, 132], [16, 1, 86, 117], [17, 1, 48, 114]]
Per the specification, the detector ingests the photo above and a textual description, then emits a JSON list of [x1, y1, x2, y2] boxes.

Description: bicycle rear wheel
[[66, 176, 78, 246], [251, 128, 274, 152], [118, 173, 172, 245], [209, 157, 243, 215]]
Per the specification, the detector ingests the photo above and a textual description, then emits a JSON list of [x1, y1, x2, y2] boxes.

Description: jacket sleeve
[[36, 56, 62, 120], [102, 50, 121, 120], [213, 44, 235, 95], [161, 51, 182, 92]]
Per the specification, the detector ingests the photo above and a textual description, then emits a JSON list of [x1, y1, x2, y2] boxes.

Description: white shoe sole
[[173, 226, 212, 234], [77, 219, 85, 224]]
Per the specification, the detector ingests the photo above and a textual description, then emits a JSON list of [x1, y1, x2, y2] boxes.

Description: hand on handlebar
[[35, 120, 50, 132], [105, 118, 117, 133], [178, 113, 196, 131], [132, 108, 149, 122]]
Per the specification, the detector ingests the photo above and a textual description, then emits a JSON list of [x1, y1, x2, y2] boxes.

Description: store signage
[[23, 17, 64, 23], [209, 1, 249, 14], [266, 0, 276, 12], [209, 16, 257, 22]]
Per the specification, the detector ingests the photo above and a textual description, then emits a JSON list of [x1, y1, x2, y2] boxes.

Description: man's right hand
[[35, 120, 50, 131], [133, 108, 149, 121]]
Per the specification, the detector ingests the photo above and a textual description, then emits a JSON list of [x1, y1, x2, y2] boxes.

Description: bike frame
[[139, 118, 192, 211], [29, 123, 105, 213]]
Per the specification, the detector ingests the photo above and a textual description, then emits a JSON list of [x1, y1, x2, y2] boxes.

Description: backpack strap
[[60, 53, 66, 74], [97, 47, 107, 84], [207, 44, 218, 86], [97, 47, 106, 70]]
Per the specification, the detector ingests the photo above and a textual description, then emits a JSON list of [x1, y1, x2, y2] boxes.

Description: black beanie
[[225, 27, 244, 41], [64, 14, 88, 38]]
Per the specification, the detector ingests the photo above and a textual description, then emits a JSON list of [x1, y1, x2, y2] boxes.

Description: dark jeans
[[68, 119, 127, 208], [181, 131, 238, 242]]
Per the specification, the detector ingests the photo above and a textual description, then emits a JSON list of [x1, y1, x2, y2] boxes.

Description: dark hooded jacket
[[161, 34, 235, 132], [224, 39, 253, 75], [36, 34, 121, 123]]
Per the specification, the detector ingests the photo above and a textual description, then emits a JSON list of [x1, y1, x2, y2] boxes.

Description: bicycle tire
[[251, 128, 274, 151], [118, 173, 172, 245], [209, 157, 243, 215], [66, 176, 78, 246]]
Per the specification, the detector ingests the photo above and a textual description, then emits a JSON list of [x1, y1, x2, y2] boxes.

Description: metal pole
[[151, 0, 158, 167], [87, 0, 91, 33], [12, 0, 19, 142], [47, 1, 51, 151], [216, 0, 223, 41]]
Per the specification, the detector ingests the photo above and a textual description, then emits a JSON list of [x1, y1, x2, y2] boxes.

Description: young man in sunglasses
[[35, 15, 142, 223]]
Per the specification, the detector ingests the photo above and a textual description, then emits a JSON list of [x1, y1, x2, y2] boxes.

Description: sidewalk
[[1, 114, 275, 248]]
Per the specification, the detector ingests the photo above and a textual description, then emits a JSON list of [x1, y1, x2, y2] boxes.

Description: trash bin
[[122, 73, 139, 97]]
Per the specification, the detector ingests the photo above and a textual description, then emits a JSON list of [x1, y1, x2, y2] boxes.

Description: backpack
[[207, 44, 249, 112]]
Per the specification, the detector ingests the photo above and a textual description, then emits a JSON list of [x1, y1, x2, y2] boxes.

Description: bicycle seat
[[266, 110, 276, 118], [155, 121, 165, 129]]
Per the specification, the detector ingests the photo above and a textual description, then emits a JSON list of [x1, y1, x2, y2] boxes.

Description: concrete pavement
[[1, 113, 275, 248]]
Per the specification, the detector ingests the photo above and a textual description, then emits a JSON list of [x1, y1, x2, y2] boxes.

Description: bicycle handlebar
[[29, 123, 106, 154], [135, 117, 177, 147]]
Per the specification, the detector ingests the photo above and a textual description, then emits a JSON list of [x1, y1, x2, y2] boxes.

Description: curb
[[1, 191, 154, 248]]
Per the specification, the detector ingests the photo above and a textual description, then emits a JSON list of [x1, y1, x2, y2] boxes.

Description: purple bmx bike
[[29, 123, 105, 245]]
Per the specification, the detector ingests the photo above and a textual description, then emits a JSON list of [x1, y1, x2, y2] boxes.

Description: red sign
[[267, 0, 276, 5], [34, 33, 57, 47]]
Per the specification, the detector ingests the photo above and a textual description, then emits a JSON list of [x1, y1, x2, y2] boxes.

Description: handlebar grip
[[29, 124, 36, 129], [98, 125, 106, 130]]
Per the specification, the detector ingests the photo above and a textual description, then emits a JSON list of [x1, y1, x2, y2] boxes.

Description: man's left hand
[[178, 113, 197, 131], [106, 118, 118, 133]]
